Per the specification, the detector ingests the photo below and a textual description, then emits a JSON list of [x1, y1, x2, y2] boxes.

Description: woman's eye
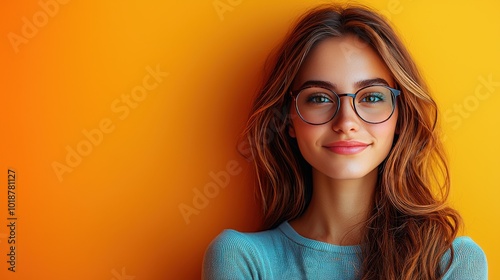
[[307, 95, 332, 103], [360, 93, 384, 103]]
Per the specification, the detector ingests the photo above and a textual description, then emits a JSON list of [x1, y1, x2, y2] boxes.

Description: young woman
[[203, 4, 487, 280]]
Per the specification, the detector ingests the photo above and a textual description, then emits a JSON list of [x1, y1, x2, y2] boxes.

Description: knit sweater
[[202, 221, 487, 279]]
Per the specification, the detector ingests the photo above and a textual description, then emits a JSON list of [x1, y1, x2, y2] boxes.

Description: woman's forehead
[[294, 36, 395, 90]]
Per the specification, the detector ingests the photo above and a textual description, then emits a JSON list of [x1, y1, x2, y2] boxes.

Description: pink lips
[[324, 141, 369, 155]]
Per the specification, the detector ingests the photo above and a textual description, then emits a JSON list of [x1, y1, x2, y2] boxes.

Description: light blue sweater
[[203, 221, 487, 279]]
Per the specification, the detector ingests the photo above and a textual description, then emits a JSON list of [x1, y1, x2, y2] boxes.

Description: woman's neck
[[290, 168, 377, 245]]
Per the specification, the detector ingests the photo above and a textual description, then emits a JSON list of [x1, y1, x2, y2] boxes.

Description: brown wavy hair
[[239, 3, 461, 280]]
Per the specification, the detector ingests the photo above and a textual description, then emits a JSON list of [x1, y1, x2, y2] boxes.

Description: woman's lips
[[324, 141, 370, 155]]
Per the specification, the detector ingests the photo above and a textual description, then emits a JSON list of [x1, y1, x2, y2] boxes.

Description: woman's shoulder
[[452, 236, 486, 255], [207, 225, 284, 252], [202, 226, 284, 279], [442, 236, 488, 279], [451, 236, 487, 264]]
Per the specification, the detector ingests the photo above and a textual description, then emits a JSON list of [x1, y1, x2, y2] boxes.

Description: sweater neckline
[[278, 221, 362, 254]]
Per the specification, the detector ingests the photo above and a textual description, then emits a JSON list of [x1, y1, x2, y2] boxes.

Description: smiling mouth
[[324, 141, 370, 155]]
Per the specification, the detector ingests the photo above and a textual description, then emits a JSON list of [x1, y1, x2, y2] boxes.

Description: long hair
[[240, 4, 461, 280]]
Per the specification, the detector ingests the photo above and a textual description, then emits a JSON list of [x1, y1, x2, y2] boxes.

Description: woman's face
[[289, 35, 398, 180]]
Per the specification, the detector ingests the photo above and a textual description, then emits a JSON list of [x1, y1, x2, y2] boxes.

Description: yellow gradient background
[[0, 0, 498, 279]]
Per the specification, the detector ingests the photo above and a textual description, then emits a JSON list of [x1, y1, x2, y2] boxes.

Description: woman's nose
[[330, 96, 360, 133]]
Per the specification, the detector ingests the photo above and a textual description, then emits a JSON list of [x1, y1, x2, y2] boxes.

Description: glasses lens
[[354, 86, 395, 123], [296, 87, 338, 124]]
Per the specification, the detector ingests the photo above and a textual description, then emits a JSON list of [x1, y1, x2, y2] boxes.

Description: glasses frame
[[290, 85, 401, 125]]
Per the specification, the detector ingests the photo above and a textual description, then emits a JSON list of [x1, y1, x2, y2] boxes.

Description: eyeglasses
[[290, 85, 401, 125]]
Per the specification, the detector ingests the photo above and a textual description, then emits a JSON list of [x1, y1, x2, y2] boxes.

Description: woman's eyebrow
[[297, 78, 391, 91], [355, 78, 390, 88], [298, 80, 335, 90]]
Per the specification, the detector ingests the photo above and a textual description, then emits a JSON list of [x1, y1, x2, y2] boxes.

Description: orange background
[[1, 0, 498, 279]]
